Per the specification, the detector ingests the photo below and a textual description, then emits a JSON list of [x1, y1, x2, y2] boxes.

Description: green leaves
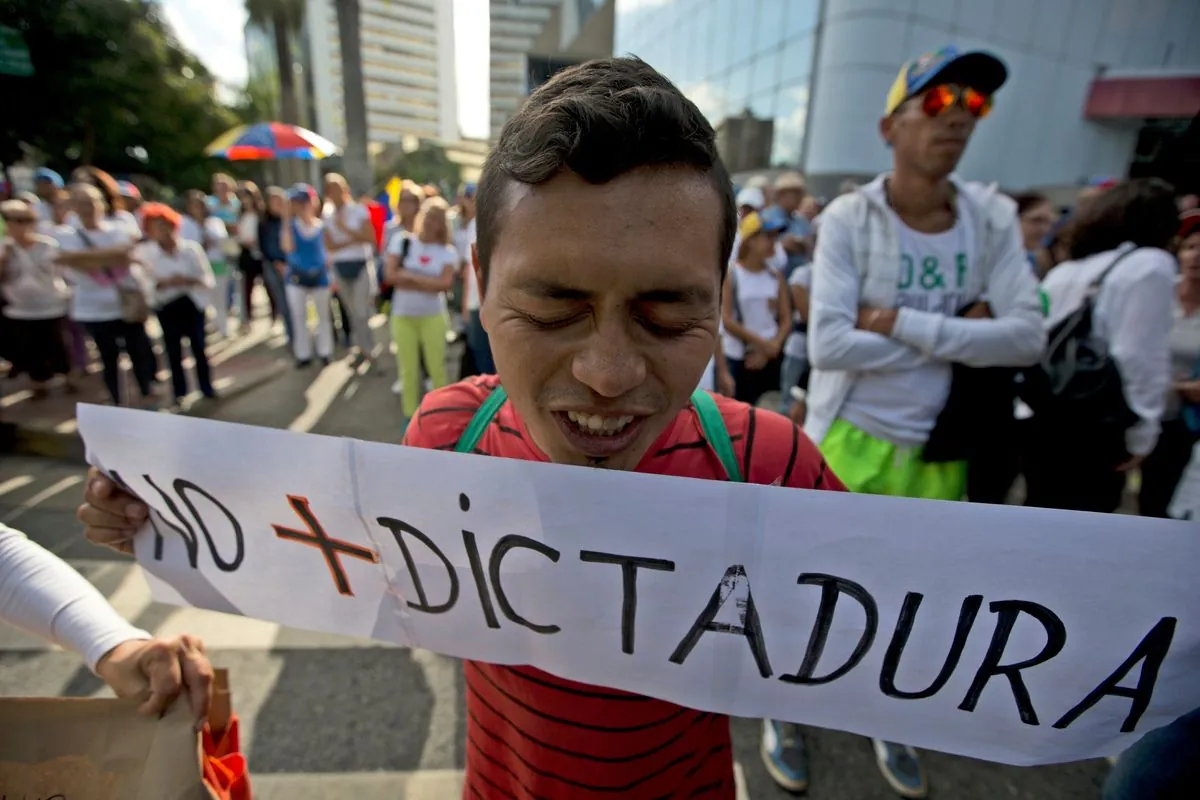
[[0, 0, 237, 190]]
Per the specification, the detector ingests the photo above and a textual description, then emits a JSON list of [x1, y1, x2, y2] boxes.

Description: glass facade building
[[615, 0, 820, 171], [615, 0, 1199, 198]]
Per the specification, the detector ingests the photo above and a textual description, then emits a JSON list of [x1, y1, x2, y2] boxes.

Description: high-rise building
[[616, 0, 1200, 197], [489, 0, 615, 139], [305, 0, 459, 148]]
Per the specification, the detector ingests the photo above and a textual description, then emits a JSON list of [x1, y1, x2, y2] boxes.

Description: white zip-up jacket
[[804, 174, 1045, 446]]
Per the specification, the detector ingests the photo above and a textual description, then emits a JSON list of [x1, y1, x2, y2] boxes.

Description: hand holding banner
[[77, 404, 1200, 767]]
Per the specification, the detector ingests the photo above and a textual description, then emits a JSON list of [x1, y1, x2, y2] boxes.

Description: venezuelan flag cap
[[885, 45, 1007, 116]]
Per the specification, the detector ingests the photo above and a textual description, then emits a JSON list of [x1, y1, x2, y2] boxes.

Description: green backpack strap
[[690, 389, 744, 483], [455, 385, 508, 453], [456, 385, 744, 484]]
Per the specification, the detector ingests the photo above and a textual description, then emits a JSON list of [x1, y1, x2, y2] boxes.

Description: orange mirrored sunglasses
[[921, 84, 993, 119]]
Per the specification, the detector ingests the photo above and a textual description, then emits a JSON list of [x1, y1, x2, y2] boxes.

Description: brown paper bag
[[0, 695, 213, 800]]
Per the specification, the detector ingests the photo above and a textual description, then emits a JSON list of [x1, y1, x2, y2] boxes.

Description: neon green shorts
[[820, 418, 966, 501]]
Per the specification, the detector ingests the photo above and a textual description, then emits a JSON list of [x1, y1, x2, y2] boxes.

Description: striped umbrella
[[204, 122, 341, 160]]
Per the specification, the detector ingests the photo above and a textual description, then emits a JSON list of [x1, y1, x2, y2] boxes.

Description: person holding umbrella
[[279, 184, 333, 367]]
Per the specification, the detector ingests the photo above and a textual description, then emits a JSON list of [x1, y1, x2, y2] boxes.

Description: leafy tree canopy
[[0, 0, 239, 191]]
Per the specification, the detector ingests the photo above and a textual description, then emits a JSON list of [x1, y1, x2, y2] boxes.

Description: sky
[[159, 0, 249, 91], [159, 0, 491, 141]]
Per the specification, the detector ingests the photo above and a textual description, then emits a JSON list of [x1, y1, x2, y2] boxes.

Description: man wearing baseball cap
[[790, 46, 1045, 797]]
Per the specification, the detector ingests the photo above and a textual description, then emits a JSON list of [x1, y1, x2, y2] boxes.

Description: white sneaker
[[391, 380, 402, 395]]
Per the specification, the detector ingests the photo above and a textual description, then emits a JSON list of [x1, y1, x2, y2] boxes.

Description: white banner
[[78, 404, 1200, 767]]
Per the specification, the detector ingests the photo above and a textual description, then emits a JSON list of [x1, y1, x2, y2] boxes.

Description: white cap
[[736, 186, 765, 210]]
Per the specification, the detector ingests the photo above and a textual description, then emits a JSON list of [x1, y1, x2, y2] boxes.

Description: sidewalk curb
[[4, 360, 288, 464]]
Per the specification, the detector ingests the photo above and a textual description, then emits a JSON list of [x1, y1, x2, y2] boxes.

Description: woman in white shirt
[[1026, 179, 1178, 513], [384, 197, 457, 421], [140, 203, 217, 407], [71, 166, 141, 239], [56, 184, 158, 408], [322, 173, 377, 366], [0, 200, 74, 397], [0, 522, 212, 726], [181, 190, 233, 338], [721, 211, 791, 406]]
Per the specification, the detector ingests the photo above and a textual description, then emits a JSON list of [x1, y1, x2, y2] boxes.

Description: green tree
[[243, 0, 303, 125], [375, 141, 462, 192], [0, 0, 237, 190], [233, 71, 280, 126]]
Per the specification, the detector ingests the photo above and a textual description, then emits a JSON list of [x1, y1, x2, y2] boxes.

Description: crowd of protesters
[[0, 166, 489, 422], [5, 42, 1199, 800]]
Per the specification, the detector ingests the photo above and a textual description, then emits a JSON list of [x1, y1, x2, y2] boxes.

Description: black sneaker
[[296, 359, 312, 369], [761, 719, 809, 793]]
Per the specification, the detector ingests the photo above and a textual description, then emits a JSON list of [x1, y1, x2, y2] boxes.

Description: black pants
[[331, 290, 351, 346], [1023, 421, 1127, 513], [157, 296, 213, 401], [1139, 418, 1199, 518], [728, 355, 782, 407], [239, 251, 275, 322], [967, 418, 1028, 505], [7, 316, 70, 382], [83, 319, 157, 404]]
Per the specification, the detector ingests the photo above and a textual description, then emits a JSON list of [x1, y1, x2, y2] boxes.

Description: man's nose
[[572, 330, 648, 399]]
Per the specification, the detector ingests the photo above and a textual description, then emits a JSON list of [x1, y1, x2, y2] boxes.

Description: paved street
[[0, 313, 1110, 799]]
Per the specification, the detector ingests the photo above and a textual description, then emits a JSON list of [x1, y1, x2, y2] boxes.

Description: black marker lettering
[[958, 600, 1067, 725], [375, 517, 459, 613], [172, 479, 244, 571], [142, 475, 244, 571], [488, 535, 561, 634], [669, 565, 772, 678], [779, 573, 878, 685], [143, 474, 199, 567], [462, 529, 500, 629], [579, 550, 676, 654], [880, 593, 983, 699], [1053, 616, 1176, 732]]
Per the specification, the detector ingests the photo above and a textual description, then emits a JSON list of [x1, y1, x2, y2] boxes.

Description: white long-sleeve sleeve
[[807, 211, 930, 372], [1105, 260, 1175, 456], [890, 221, 1046, 367], [0, 523, 150, 671]]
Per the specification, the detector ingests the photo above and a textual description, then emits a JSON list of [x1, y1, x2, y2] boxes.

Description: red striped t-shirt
[[403, 374, 844, 799]]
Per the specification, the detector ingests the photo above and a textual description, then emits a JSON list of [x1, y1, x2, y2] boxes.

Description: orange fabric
[[202, 714, 251, 800]]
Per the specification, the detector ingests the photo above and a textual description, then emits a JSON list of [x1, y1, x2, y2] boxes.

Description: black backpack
[[1017, 248, 1140, 463]]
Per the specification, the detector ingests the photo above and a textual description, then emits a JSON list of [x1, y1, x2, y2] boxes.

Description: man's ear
[[471, 242, 487, 328], [879, 115, 895, 149]]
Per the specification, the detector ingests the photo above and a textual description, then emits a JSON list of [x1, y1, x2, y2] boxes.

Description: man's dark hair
[[475, 57, 736, 287], [1012, 191, 1048, 217], [1069, 178, 1178, 260]]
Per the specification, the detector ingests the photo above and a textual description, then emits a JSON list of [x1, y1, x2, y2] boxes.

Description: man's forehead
[[503, 167, 721, 228]]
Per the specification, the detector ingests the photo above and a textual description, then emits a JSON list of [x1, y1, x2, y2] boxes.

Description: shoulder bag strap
[[690, 389, 743, 482], [455, 385, 508, 453], [73, 227, 115, 282], [1088, 247, 1138, 297]]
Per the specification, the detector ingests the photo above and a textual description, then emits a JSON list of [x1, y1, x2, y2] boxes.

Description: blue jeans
[[1103, 708, 1200, 799], [779, 354, 807, 413], [466, 309, 495, 374]]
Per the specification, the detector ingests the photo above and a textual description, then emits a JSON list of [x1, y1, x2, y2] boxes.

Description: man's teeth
[[565, 411, 635, 435]]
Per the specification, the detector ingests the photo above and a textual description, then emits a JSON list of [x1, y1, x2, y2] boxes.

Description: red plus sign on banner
[[272, 495, 380, 596]]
